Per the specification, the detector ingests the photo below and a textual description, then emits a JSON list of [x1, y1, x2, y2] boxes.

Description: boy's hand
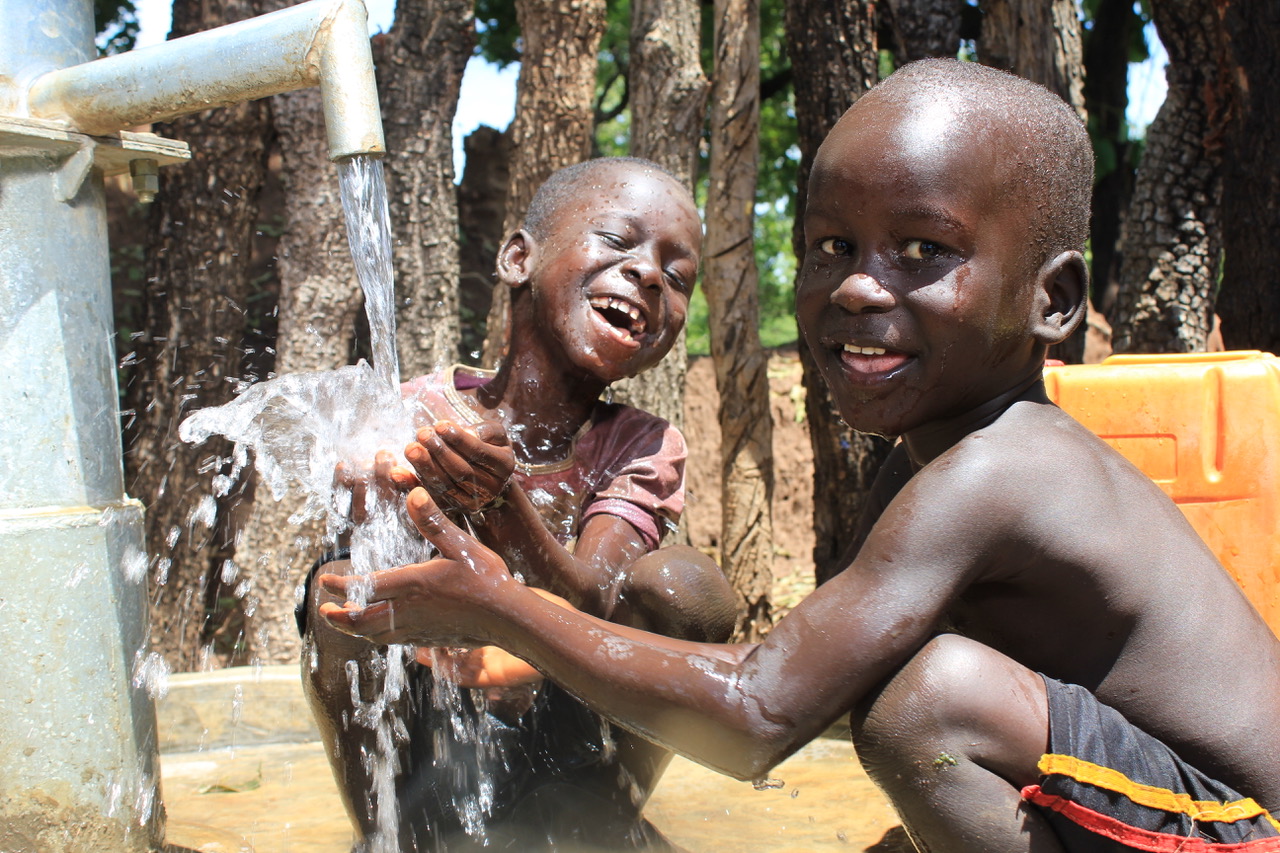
[[318, 488, 515, 647], [405, 420, 516, 514], [333, 450, 419, 525]]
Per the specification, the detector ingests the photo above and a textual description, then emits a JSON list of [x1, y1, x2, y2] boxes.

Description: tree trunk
[[704, 0, 774, 640], [377, 1, 474, 376], [610, 0, 710, 433], [884, 0, 961, 60], [480, 0, 607, 368], [783, 0, 890, 586], [1215, 0, 1280, 353], [1109, 0, 1226, 354], [122, 0, 270, 670], [979, 0, 1088, 362], [1083, 0, 1139, 319], [457, 127, 512, 361]]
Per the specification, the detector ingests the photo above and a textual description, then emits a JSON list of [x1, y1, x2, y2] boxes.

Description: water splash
[[175, 153, 497, 847]]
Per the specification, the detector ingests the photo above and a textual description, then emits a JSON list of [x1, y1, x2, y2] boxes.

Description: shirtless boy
[[321, 60, 1280, 851], [303, 157, 738, 851]]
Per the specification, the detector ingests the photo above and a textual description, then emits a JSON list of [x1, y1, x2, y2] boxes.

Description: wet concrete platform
[[158, 666, 904, 852]]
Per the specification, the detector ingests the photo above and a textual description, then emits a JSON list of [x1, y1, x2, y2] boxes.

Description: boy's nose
[[623, 255, 663, 289], [830, 272, 894, 313]]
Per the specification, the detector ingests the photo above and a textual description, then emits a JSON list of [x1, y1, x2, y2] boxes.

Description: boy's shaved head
[[864, 59, 1093, 266], [523, 157, 687, 240]]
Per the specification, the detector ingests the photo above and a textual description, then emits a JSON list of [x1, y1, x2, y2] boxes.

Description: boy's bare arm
[[321, 461, 990, 780]]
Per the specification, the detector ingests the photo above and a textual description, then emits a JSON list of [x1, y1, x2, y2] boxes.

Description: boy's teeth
[[844, 344, 887, 356], [589, 296, 646, 334]]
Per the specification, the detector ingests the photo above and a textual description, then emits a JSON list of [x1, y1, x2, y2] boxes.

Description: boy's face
[[527, 165, 700, 383], [795, 93, 1044, 437]]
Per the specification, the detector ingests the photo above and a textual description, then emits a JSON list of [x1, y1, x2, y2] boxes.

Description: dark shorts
[[299, 553, 675, 851], [1023, 675, 1280, 851]]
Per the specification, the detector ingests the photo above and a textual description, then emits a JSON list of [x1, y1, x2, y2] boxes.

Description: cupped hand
[[405, 419, 516, 514], [333, 449, 419, 525], [318, 487, 516, 647]]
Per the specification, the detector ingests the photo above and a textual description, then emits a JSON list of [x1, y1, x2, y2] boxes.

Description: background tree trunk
[[1109, 0, 1226, 354], [884, 0, 961, 60], [783, 0, 889, 586], [377, 0, 474, 376], [1083, 0, 1140, 319], [480, 0, 607, 368], [979, 0, 1088, 363], [704, 0, 774, 640], [1215, 0, 1280, 353], [123, 0, 270, 669], [609, 0, 710, 435], [456, 126, 512, 360]]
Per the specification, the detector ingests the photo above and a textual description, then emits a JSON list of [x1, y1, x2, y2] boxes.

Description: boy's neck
[[471, 350, 609, 465], [901, 372, 1049, 468]]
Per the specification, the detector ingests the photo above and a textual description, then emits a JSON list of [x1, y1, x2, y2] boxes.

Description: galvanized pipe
[[27, 0, 385, 160]]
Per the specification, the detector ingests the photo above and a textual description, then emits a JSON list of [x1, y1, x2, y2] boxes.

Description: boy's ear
[[496, 229, 538, 289], [1030, 250, 1089, 346]]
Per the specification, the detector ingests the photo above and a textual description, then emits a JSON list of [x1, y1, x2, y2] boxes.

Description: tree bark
[[457, 126, 513, 361], [978, 0, 1088, 362], [783, 0, 890, 586], [1083, 0, 1139, 319], [480, 0, 607, 368], [1109, 0, 1226, 354], [122, 0, 270, 670], [1215, 0, 1280, 353], [377, 1, 474, 376], [705, 0, 774, 640], [884, 0, 962, 60], [610, 0, 710, 433]]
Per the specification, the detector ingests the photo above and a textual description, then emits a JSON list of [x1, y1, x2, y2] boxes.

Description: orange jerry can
[[1044, 351, 1280, 637]]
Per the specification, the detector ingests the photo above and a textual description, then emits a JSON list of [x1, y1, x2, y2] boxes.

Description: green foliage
[[474, 0, 521, 67], [95, 0, 139, 55]]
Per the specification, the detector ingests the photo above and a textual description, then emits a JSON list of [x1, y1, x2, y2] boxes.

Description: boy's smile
[[526, 165, 700, 383], [796, 93, 1045, 443]]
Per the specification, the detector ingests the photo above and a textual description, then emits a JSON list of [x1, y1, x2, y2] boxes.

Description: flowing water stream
[[176, 154, 501, 850]]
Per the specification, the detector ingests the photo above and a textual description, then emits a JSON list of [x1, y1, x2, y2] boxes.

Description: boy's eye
[[600, 232, 628, 249], [664, 270, 689, 292], [902, 239, 946, 261], [817, 237, 851, 256]]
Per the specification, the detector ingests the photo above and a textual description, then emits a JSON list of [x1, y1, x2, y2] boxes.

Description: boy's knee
[[851, 635, 1048, 786], [615, 545, 739, 642]]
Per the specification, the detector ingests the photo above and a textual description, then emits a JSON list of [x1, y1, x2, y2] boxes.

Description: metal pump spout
[[26, 0, 385, 160]]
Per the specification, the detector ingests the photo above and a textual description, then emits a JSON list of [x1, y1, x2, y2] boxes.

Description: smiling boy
[[321, 61, 1280, 851], [303, 157, 738, 851]]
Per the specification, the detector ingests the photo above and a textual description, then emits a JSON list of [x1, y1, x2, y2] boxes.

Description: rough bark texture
[[1083, 0, 1139, 318], [885, 0, 962, 59], [1215, 0, 1280, 353], [610, 0, 710, 433], [456, 127, 512, 362], [480, 0, 607, 368], [783, 0, 891, 586], [1110, 0, 1226, 354], [122, 0, 270, 670], [979, 0, 1088, 362], [705, 0, 774, 641], [376, 1, 474, 376], [978, 0, 1086, 115]]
